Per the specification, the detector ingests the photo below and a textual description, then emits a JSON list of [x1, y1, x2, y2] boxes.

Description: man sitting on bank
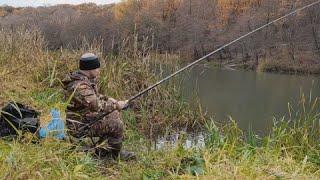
[[62, 53, 135, 160]]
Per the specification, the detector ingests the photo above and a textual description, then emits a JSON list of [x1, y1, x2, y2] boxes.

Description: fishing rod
[[79, 0, 320, 131]]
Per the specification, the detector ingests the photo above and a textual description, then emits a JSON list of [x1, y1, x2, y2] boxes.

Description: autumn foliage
[[0, 0, 319, 70]]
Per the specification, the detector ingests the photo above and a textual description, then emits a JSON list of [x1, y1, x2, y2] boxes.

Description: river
[[179, 64, 320, 134]]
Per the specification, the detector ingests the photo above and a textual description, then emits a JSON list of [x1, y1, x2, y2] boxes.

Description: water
[[180, 64, 320, 134], [154, 65, 320, 149], [153, 63, 320, 148]]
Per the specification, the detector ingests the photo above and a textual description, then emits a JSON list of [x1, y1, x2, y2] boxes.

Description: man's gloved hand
[[108, 98, 117, 103], [117, 100, 129, 110]]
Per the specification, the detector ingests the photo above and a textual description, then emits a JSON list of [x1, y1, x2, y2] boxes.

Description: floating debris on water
[[153, 132, 205, 150]]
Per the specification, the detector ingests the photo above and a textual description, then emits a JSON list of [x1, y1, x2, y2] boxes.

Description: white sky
[[0, 0, 122, 7]]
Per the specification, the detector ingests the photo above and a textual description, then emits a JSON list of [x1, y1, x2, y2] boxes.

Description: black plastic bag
[[0, 102, 40, 137]]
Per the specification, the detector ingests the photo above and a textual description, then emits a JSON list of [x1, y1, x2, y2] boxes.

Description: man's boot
[[119, 150, 136, 161], [108, 140, 136, 161]]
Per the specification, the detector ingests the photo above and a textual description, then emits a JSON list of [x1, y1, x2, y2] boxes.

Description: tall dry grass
[[0, 26, 204, 134], [0, 27, 319, 179]]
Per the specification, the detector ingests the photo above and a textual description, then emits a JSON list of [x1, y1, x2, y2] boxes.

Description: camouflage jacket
[[62, 71, 118, 123]]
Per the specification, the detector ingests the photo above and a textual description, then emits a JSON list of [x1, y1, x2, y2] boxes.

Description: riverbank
[[1, 29, 320, 179], [257, 58, 320, 74], [219, 58, 320, 75], [199, 56, 320, 75], [1, 103, 319, 179]]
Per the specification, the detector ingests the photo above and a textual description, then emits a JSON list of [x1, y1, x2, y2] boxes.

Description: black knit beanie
[[79, 53, 101, 70]]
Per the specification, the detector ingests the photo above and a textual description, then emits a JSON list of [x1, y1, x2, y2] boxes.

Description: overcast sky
[[0, 0, 122, 7]]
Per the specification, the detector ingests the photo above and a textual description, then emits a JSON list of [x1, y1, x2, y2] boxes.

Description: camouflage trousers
[[66, 111, 124, 157]]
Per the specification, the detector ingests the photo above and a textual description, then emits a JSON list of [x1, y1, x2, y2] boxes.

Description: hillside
[[0, 0, 319, 73]]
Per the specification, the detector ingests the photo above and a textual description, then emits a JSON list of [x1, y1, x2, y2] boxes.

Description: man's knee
[[90, 111, 124, 138], [107, 114, 124, 138]]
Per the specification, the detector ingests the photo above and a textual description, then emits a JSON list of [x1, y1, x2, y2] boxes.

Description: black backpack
[[0, 102, 40, 137]]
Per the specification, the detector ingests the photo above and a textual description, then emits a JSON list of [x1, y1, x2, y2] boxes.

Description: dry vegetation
[[0, 26, 204, 132], [0, 0, 320, 73], [0, 20, 319, 180]]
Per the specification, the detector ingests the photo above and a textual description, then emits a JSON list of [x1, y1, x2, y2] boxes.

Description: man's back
[[62, 71, 100, 123]]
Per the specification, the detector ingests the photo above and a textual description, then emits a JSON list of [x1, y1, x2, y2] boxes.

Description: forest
[[1, 0, 319, 73]]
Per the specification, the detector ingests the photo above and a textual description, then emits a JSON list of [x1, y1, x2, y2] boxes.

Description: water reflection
[[180, 65, 320, 134]]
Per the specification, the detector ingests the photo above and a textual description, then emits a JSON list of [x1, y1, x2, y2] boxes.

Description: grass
[[0, 28, 320, 179], [257, 58, 320, 74]]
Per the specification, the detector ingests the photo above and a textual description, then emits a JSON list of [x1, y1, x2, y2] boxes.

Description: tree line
[[0, 0, 319, 69]]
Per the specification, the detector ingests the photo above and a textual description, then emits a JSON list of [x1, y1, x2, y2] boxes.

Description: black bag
[[0, 102, 40, 137]]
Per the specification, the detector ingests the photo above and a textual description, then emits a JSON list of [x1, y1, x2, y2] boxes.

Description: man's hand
[[108, 98, 117, 103], [117, 100, 129, 110]]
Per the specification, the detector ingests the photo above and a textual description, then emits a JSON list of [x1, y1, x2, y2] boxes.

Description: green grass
[[0, 140, 100, 179], [0, 28, 319, 179]]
